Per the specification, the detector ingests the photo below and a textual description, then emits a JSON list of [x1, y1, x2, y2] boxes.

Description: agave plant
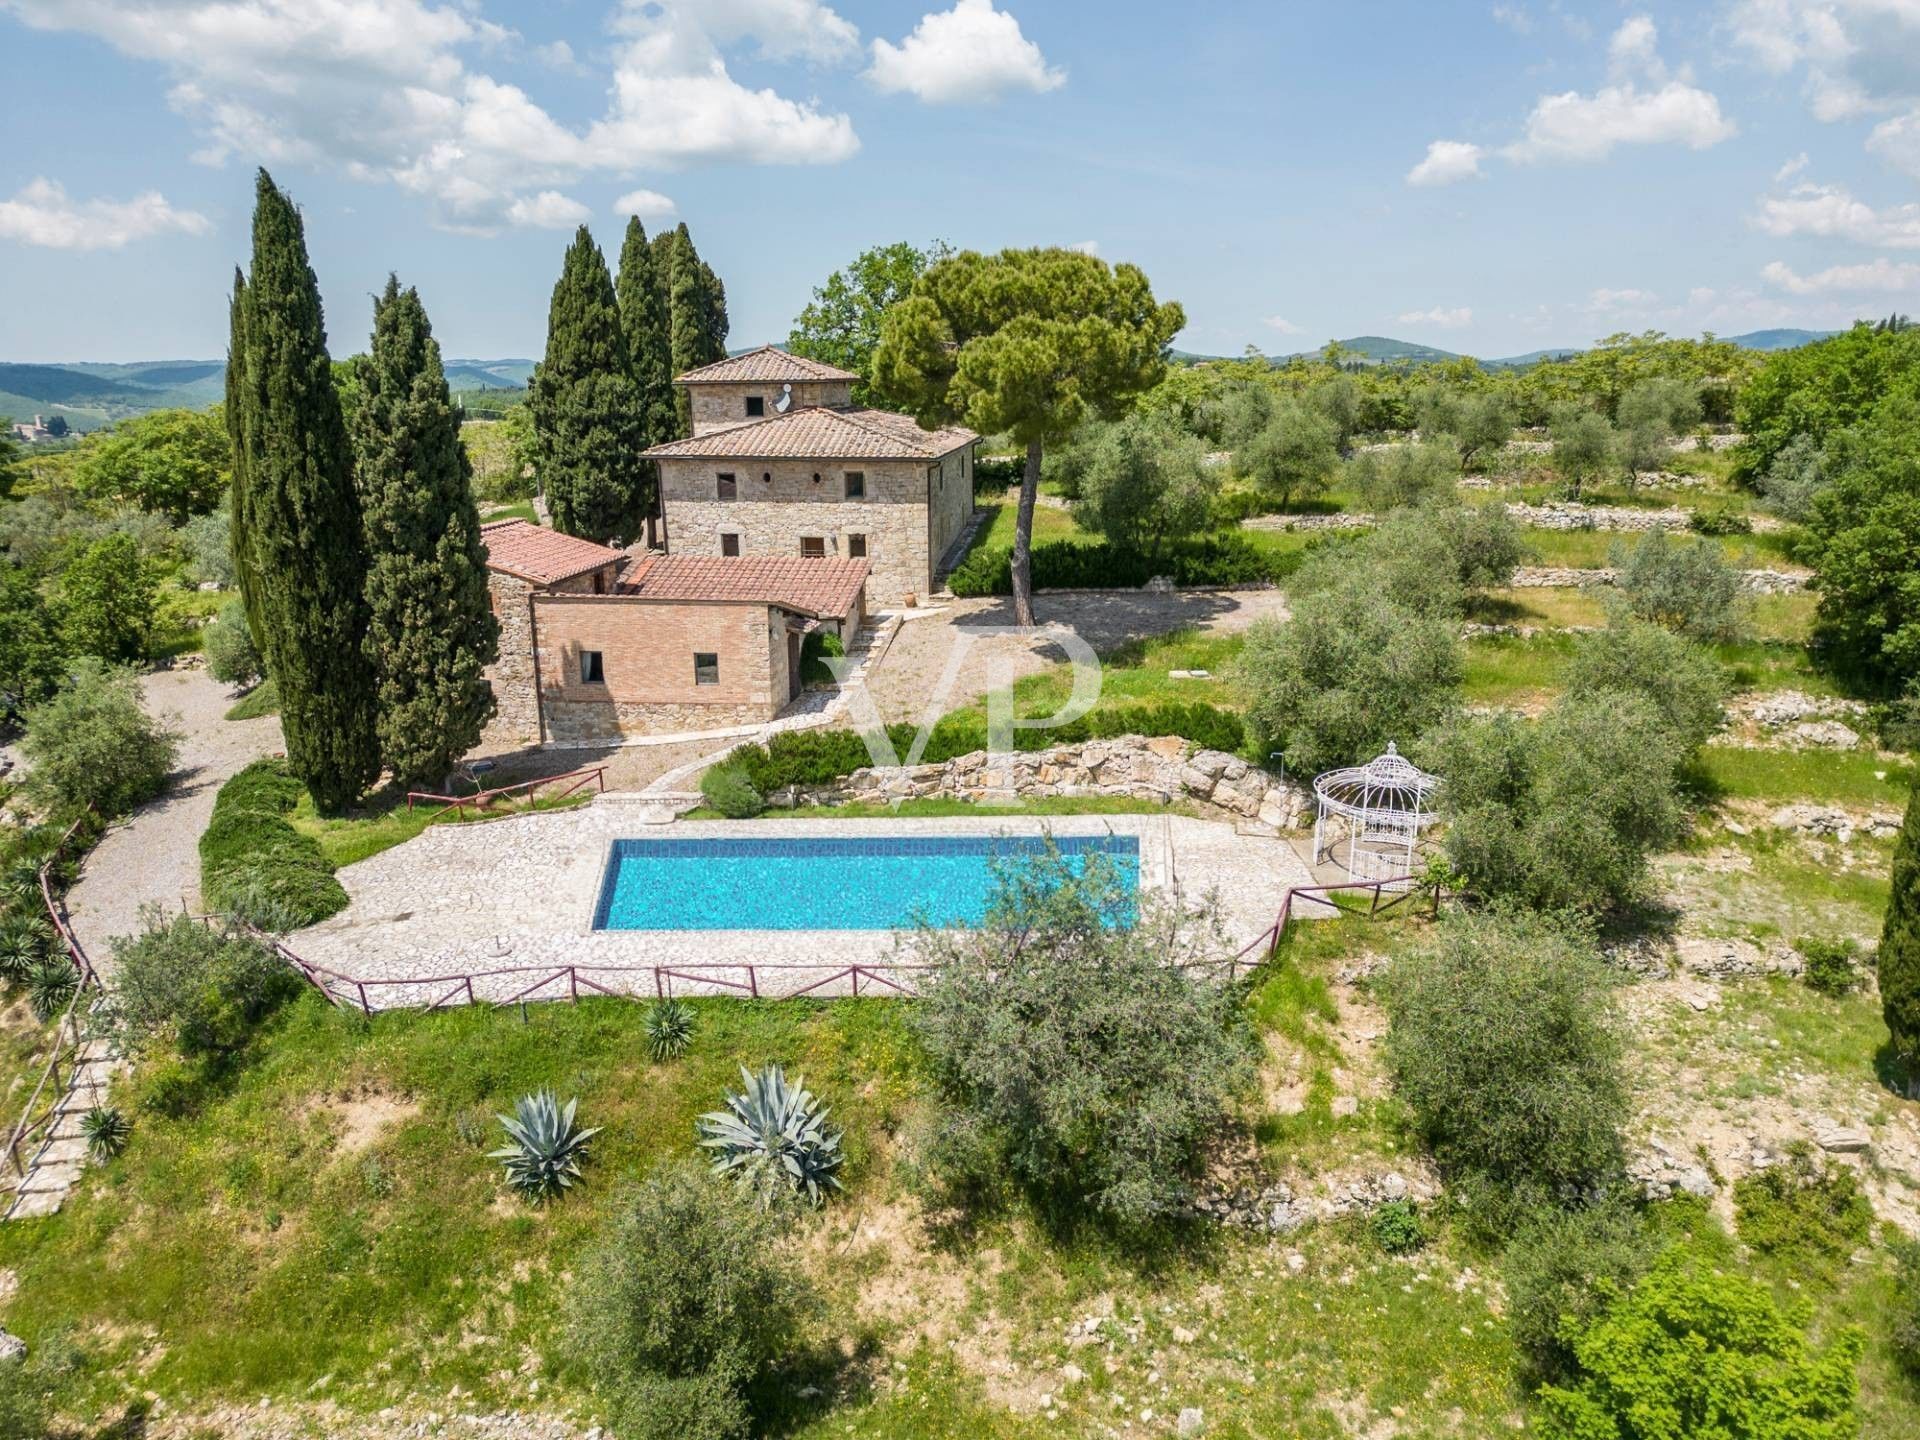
[[0, 912, 51, 985], [697, 1063, 844, 1208], [487, 1089, 600, 1203], [25, 954, 77, 1021], [646, 997, 695, 1062], [81, 1106, 130, 1163], [1, 855, 45, 910]]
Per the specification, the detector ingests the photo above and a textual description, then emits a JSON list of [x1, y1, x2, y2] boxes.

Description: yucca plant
[[1, 855, 45, 910], [25, 954, 77, 1021], [646, 997, 695, 1062], [488, 1089, 600, 1203], [697, 1063, 844, 1208], [82, 1106, 130, 1163]]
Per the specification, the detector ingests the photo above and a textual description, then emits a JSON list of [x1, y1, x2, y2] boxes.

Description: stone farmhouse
[[480, 518, 867, 746], [644, 346, 979, 606]]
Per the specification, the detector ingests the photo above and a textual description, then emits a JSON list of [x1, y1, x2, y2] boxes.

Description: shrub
[[489, 1089, 600, 1203], [82, 1105, 130, 1162], [198, 760, 346, 928], [107, 911, 302, 1059], [1563, 619, 1728, 757], [1795, 936, 1863, 997], [697, 1063, 845, 1208], [1758, 433, 1829, 523], [56, 531, 158, 663], [0, 1360, 47, 1440], [1535, 1248, 1864, 1440], [1732, 1144, 1873, 1275], [1893, 1238, 1920, 1379], [1072, 413, 1218, 552], [1379, 911, 1626, 1231], [1370, 1199, 1426, 1254], [1550, 404, 1617, 499], [1690, 506, 1753, 536], [912, 844, 1255, 1224], [1237, 397, 1340, 510], [1612, 531, 1747, 642], [202, 599, 263, 688], [1504, 1200, 1657, 1385], [698, 765, 765, 819], [945, 532, 1280, 597], [1348, 440, 1460, 511], [1426, 693, 1689, 914], [568, 1161, 812, 1440], [798, 628, 844, 686], [646, 997, 694, 1061], [19, 658, 180, 817], [972, 454, 1024, 492], [0, 912, 50, 985], [1237, 582, 1462, 775]]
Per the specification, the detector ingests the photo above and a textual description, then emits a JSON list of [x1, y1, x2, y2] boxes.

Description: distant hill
[[1723, 328, 1838, 351]]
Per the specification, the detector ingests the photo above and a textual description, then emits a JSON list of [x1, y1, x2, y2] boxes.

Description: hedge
[[724, 701, 1246, 792], [973, 455, 1025, 494], [199, 759, 348, 928], [946, 533, 1283, 597]]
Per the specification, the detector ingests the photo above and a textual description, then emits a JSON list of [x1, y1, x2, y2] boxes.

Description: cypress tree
[[700, 259, 730, 367], [529, 226, 647, 543], [224, 267, 266, 646], [616, 217, 674, 450], [351, 276, 500, 788], [1881, 783, 1920, 1092], [668, 223, 729, 435], [232, 169, 379, 814]]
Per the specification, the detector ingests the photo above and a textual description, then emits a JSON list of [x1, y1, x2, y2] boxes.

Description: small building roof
[[674, 345, 859, 386], [642, 405, 977, 462], [620, 552, 869, 620], [480, 519, 626, 586]]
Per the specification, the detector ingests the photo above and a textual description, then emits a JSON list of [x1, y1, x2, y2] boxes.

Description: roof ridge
[[817, 405, 939, 451]]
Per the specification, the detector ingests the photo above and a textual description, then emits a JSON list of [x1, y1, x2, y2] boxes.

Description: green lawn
[[223, 676, 279, 721], [1695, 746, 1916, 807], [1519, 527, 1802, 570], [292, 787, 596, 868]]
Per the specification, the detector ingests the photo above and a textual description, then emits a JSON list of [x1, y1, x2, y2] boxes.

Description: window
[[847, 533, 867, 559], [694, 652, 719, 686], [591, 570, 606, 595], [844, 470, 865, 499], [800, 536, 826, 559], [721, 533, 741, 557], [716, 472, 737, 500], [579, 650, 605, 684], [744, 395, 765, 417]]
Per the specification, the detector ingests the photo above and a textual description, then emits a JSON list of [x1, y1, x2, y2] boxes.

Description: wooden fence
[[404, 765, 606, 820]]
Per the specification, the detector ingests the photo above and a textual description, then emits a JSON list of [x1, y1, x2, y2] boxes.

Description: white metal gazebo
[[1311, 743, 1441, 887]]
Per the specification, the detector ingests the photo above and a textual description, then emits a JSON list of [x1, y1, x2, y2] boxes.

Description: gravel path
[[64, 668, 283, 969], [866, 589, 1290, 725]]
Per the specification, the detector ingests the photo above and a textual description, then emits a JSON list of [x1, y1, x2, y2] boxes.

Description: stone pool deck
[[292, 805, 1316, 1010]]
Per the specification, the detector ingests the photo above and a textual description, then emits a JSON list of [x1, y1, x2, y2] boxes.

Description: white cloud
[[0, 177, 211, 250], [0, 0, 862, 232], [867, 0, 1064, 104], [1398, 306, 1474, 328], [1505, 17, 1735, 161], [1867, 111, 1920, 178], [1754, 180, 1920, 247], [1263, 314, 1304, 335], [1728, 1, 1920, 155], [1407, 139, 1486, 186], [533, 40, 577, 69], [1762, 256, 1920, 293], [1585, 287, 1660, 311], [613, 188, 678, 220], [1492, 5, 1534, 36], [1775, 151, 1810, 182], [1065, 239, 1100, 255], [504, 190, 589, 229]]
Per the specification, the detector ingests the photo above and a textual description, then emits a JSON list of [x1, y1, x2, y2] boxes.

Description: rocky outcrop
[[1767, 804, 1902, 843], [1189, 1167, 1440, 1234], [777, 736, 1311, 829]]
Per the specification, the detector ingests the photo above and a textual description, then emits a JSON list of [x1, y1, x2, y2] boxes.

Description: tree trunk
[[1011, 438, 1042, 628]]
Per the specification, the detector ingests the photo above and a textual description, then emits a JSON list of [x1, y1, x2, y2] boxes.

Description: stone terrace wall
[[774, 734, 1311, 829]]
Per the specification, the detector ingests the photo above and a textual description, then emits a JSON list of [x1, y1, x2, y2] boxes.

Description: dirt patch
[[310, 1090, 421, 1157]]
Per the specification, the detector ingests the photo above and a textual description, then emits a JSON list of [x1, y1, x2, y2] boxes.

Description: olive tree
[[20, 660, 180, 816], [1551, 405, 1617, 499], [1238, 398, 1340, 510], [1563, 619, 1727, 756], [1612, 531, 1747, 642], [1615, 377, 1701, 485], [1072, 412, 1217, 555], [1347, 439, 1461, 511]]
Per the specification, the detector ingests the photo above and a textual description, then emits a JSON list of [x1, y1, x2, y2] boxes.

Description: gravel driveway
[[64, 668, 284, 969]]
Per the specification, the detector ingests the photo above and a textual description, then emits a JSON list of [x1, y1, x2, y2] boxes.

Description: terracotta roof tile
[[642, 406, 976, 462], [674, 345, 859, 386], [480, 519, 625, 585], [619, 553, 868, 619]]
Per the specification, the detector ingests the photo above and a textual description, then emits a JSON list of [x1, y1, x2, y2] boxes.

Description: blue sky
[[3, 1, 1919, 363]]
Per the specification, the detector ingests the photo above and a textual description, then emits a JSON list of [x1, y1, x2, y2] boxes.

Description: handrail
[[405, 765, 607, 819]]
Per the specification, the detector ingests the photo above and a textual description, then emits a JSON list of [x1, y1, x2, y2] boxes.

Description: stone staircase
[[3, 1016, 116, 1221]]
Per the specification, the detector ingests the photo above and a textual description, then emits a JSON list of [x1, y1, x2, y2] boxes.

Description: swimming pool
[[592, 834, 1140, 932]]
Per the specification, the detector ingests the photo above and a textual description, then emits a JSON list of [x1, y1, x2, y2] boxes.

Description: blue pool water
[[592, 834, 1140, 931]]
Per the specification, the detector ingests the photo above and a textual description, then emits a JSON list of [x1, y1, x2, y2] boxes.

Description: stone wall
[[773, 734, 1311, 829], [1510, 565, 1808, 593], [661, 450, 974, 605], [687, 380, 852, 436], [484, 567, 615, 745]]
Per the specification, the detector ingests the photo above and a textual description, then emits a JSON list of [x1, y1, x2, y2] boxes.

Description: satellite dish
[[774, 383, 793, 414]]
